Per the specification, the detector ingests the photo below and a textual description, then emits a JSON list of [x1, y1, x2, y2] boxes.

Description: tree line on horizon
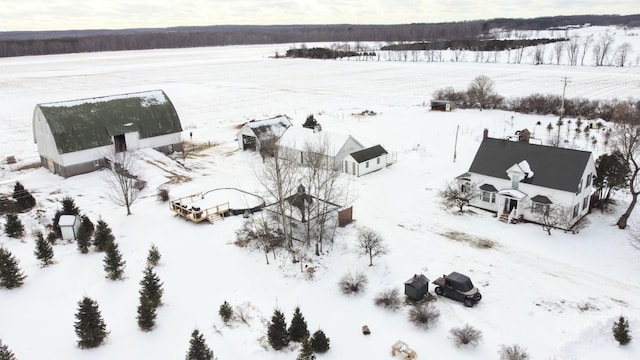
[[1, 14, 639, 58]]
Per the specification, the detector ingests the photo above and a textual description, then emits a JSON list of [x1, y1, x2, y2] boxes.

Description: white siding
[[32, 107, 62, 163]]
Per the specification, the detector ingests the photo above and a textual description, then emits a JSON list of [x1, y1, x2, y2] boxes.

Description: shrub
[[498, 344, 529, 360], [157, 188, 169, 202], [408, 303, 440, 329], [450, 324, 482, 347], [339, 271, 367, 294], [310, 329, 330, 353], [374, 288, 402, 310]]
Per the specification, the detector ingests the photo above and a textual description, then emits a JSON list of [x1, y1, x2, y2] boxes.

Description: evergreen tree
[[302, 114, 319, 129], [74, 296, 108, 349], [219, 301, 233, 323], [103, 241, 126, 280], [4, 214, 24, 238], [34, 231, 54, 267], [52, 210, 63, 238], [13, 181, 36, 211], [267, 309, 290, 350], [139, 266, 164, 308], [137, 296, 157, 331], [297, 338, 316, 360], [289, 306, 310, 342], [186, 329, 214, 360], [146, 244, 161, 267], [310, 329, 330, 353], [76, 216, 95, 253], [0, 342, 17, 360], [93, 219, 115, 252], [613, 316, 632, 345], [46, 230, 58, 245], [0, 247, 26, 289]]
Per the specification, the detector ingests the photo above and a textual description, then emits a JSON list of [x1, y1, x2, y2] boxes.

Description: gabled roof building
[[343, 144, 389, 176], [461, 136, 596, 229], [33, 90, 183, 177]]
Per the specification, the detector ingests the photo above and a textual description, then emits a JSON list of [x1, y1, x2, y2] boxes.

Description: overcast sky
[[2, 0, 637, 32]]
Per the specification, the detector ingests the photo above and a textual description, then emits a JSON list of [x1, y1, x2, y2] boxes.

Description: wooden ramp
[[170, 192, 229, 224]]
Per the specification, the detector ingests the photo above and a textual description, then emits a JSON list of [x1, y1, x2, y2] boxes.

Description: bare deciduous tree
[[611, 102, 640, 229], [439, 181, 480, 212], [580, 35, 593, 66], [567, 37, 580, 66], [355, 226, 389, 266], [532, 203, 567, 235], [615, 42, 632, 67], [467, 75, 497, 110], [104, 150, 146, 215], [553, 41, 565, 65]]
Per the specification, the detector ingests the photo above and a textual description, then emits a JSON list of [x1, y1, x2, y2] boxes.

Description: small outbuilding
[[430, 99, 456, 111], [236, 115, 293, 153], [404, 274, 430, 301], [343, 145, 388, 177], [59, 215, 82, 241]]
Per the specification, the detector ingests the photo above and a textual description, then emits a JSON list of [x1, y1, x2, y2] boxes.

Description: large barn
[[32, 90, 183, 178]]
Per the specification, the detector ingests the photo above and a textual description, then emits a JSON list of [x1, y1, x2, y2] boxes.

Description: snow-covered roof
[[277, 127, 360, 157], [58, 214, 79, 227], [497, 188, 528, 200], [518, 160, 534, 179]]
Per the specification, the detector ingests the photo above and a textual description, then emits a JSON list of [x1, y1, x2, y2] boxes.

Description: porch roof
[[498, 188, 527, 200]]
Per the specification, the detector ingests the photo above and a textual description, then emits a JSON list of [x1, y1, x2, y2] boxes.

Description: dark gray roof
[[349, 145, 388, 163], [479, 184, 497, 192], [404, 274, 429, 288], [36, 90, 182, 154], [531, 195, 552, 204], [468, 138, 592, 193]]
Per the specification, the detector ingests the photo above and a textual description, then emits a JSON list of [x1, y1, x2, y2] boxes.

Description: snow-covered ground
[[1, 25, 640, 359]]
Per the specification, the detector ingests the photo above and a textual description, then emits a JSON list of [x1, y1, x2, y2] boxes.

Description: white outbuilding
[[59, 215, 82, 241], [32, 90, 183, 178], [343, 145, 389, 176]]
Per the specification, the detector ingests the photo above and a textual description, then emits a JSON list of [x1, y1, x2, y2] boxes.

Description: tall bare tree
[[254, 139, 299, 248], [580, 35, 593, 66], [439, 181, 480, 212], [615, 43, 632, 67], [467, 75, 497, 110], [355, 226, 389, 266], [104, 150, 146, 215], [553, 41, 565, 65], [567, 37, 580, 66], [611, 102, 640, 229]]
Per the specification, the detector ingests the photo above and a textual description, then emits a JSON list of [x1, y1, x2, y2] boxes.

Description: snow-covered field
[[1, 25, 640, 359]]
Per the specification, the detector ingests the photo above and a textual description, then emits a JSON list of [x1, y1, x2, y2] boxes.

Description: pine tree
[[267, 309, 290, 350], [0, 247, 26, 289], [297, 338, 316, 360], [76, 216, 95, 253], [34, 231, 54, 267], [47, 230, 58, 245], [13, 181, 36, 211], [74, 296, 108, 349], [103, 241, 126, 280], [4, 214, 24, 238], [146, 244, 161, 267], [137, 296, 157, 331], [52, 210, 63, 238], [0, 342, 17, 360], [310, 329, 330, 353], [93, 219, 115, 252], [186, 329, 214, 360], [613, 316, 632, 345], [289, 306, 310, 342], [139, 266, 164, 308], [219, 301, 233, 323]]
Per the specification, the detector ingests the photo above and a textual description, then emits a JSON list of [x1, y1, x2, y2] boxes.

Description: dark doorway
[[503, 198, 518, 213], [114, 134, 127, 152]]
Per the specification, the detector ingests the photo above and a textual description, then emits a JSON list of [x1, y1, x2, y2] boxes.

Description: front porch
[[497, 188, 527, 224]]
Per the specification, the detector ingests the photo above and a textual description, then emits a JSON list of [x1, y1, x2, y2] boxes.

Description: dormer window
[[511, 175, 520, 189], [577, 179, 582, 194]]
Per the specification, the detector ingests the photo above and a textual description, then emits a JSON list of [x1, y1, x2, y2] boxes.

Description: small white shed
[[59, 215, 81, 241]]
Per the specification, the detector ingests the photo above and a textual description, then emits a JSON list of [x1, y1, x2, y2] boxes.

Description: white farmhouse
[[343, 145, 389, 176], [460, 136, 596, 230], [276, 127, 364, 171], [32, 90, 183, 178]]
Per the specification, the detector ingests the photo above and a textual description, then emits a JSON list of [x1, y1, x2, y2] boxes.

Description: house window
[[481, 191, 496, 203], [365, 161, 369, 168], [532, 202, 550, 215], [573, 204, 580, 218], [577, 179, 582, 194], [93, 160, 100, 167], [586, 173, 592, 187], [377, 158, 380, 165], [582, 196, 588, 210], [511, 175, 520, 189]]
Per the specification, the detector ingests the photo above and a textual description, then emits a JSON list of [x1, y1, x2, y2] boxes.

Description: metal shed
[[59, 215, 81, 241], [404, 274, 430, 301]]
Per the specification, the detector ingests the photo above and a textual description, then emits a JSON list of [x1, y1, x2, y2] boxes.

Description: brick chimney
[[483, 128, 489, 139]]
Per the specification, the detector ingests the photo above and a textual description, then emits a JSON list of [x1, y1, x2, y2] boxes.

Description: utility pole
[[556, 76, 571, 146], [453, 124, 459, 162]]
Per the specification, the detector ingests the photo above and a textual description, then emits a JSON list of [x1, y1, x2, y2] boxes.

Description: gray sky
[[2, 0, 637, 32]]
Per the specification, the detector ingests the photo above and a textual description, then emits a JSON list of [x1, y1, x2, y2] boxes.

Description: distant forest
[[0, 14, 639, 58]]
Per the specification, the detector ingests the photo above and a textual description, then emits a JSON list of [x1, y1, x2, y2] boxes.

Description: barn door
[[114, 134, 127, 152]]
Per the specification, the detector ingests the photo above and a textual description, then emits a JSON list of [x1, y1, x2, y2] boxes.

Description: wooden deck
[[170, 192, 229, 224]]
